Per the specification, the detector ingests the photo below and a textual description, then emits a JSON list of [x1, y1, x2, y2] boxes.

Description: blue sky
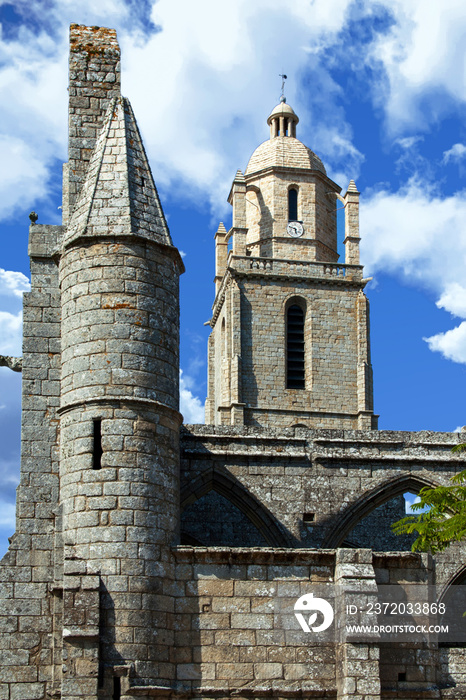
[[1, 0, 466, 555]]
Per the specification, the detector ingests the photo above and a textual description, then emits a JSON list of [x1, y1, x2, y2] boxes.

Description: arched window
[[286, 304, 305, 389], [288, 188, 298, 221]]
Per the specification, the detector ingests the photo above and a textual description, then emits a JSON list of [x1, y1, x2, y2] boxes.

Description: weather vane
[[279, 73, 287, 102]]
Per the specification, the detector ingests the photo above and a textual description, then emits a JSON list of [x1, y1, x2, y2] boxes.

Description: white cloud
[[361, 178, 466, 287], [436, 284, 466, 318], [360, 178, 466, 364], [0, 0, 365, 221], [2, 0, 466, 223], [0, 311, 23, 356], [0, 137, 52, 219], [442, 143, 466, 165], [396, 136, 424, 150], [404, 493, 421, 514], [424, 322, 466, 365], [0, 26, 68, 219], [0, 0, 145, 222], [0, 269, 30, 356], [123, 0, 360, 213], [0, 502, 16, 529], [180, 369, 205, 424], [368, 1, 466, 133], [0, 269, 30, 298]]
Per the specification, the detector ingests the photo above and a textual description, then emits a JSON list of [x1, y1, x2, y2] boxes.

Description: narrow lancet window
[[286, 304, 305, 389], [93, 419, 103, 470], [113, 676, 121, 700], [288, 188, 298, 221]]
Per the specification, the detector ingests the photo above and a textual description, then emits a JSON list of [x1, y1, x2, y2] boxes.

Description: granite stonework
[[0, 23, 464, 700], [205, 104, 374, 430]]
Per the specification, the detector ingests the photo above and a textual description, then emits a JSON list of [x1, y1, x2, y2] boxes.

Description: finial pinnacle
[[279, 73, 287, 102]]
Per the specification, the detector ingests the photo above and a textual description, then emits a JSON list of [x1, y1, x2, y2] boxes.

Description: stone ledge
[[172, 546, 336, 566], [183, 425, 463, 444], [128, 683, 336, 698], [58, 396, 182, 425]]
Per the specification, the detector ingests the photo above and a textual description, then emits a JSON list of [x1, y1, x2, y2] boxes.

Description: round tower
[[58, 33, 184, 694]]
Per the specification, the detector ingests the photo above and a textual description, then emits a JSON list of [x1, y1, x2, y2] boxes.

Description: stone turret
[[267, 97, 299, 138], [57, 26, 185, 697]]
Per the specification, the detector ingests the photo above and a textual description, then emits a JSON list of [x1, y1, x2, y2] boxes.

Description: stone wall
[[207, 255, 374, 429], [0, 222, 63, 700], [168, 547, 452, 700], [180, 425, 466, 587]]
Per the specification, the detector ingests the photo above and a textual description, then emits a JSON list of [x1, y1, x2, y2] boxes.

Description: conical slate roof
[[65, 96, 173, 247]]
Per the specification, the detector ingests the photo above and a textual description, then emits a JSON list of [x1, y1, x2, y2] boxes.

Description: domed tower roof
[[267, 100, 299, 122], [245, 98, 326, 176]]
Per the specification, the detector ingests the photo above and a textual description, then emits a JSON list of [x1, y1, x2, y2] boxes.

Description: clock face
[[287, 221, 304, 238]]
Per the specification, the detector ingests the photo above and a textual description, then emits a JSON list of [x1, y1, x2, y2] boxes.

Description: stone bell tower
[[205, 98, 377, 430]]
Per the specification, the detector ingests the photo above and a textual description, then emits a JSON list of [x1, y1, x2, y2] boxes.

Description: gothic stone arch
[[323, 472, 442, 549], [180, 467, 291, 547]]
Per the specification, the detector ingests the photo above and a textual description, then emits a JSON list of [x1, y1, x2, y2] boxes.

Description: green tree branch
[[392, 443, 466, 553]]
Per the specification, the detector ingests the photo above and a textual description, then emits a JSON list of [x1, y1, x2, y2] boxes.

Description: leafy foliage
[[392, 444, 466, 553]]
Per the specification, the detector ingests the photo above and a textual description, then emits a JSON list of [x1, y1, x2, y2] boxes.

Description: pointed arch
[[322, 473, 442, 549], [439, 565, 466, 602], [180, 467, 291, 547]]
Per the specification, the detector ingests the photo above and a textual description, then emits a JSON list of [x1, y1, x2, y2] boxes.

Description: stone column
[[335, 549, 381, 700], [67, 25, 121, 217], [344, 180, 361, 266], [214, 222, 228, 295], [229, 280, 244, 424], [356, 291, 376, 429], [228, 169, 248, 256]]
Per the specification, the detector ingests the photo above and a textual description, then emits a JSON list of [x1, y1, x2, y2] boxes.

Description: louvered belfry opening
[[286, 304, 305, 389]]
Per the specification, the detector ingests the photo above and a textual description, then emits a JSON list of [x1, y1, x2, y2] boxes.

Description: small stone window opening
[[303, 512, 315, 523], [286, 304, 305, 389], [398, 672, 406, 682], [113, 676, 121, 700], [288, 188, 298, 221], [221, 317, 226, 356], [93, 419, 103, 470]]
